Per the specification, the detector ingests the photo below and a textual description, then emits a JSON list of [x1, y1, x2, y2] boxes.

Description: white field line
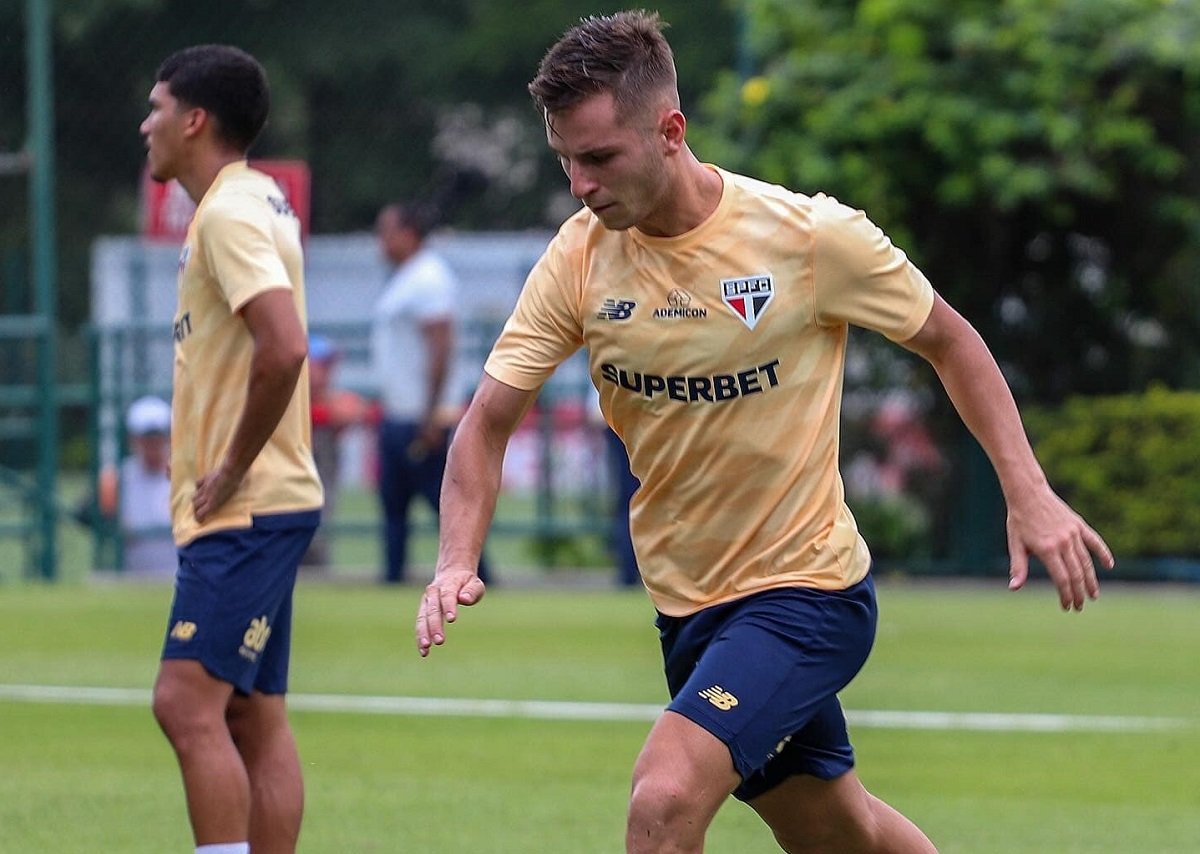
[[0, 683, 1192, 733]]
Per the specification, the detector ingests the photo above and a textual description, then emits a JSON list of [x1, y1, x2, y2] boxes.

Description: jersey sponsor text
[[239, 615, 272, 662], [599, 359, 781, 403], [173, 311, 192, 343]]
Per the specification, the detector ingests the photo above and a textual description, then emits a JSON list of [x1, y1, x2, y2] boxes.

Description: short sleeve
[[199, 196, 291, 311], [811, 196, 934, 342], [484, 233, 585, 390]]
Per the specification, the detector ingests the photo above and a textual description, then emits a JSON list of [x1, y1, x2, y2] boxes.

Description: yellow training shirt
[[170, 161, 322, 545], [485, 167, 934, 616]]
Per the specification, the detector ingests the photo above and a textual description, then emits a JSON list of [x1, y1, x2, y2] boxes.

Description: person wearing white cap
[[100, 395, 175, 575]]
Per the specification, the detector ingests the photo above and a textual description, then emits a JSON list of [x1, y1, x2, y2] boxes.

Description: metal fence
[[85, 230, 619, 576]]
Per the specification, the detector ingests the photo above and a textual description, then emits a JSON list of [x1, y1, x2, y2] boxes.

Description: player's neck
[[635, 150, 722, 238], [177, 148, 247, 205]]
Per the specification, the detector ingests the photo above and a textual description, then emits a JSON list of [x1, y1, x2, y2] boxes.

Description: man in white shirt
[[371, 202, 490, 584]]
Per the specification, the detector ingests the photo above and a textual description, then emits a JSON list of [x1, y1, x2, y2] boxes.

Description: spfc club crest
[[720, 274, 774, 330]]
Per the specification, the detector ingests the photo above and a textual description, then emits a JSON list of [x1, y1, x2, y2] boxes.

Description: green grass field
[[0, 576, 1197, 852]]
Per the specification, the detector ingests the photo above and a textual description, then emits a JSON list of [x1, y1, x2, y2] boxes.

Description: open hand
[[1006, 486, 1114, 611]]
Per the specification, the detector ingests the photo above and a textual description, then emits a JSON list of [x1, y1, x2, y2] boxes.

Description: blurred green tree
[[693, 0, 1200, 401], [0, 0, 735, 327]]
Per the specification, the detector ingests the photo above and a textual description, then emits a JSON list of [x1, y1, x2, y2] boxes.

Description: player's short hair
[[156, 45, 269, 153], [528, 9, 679, 124]]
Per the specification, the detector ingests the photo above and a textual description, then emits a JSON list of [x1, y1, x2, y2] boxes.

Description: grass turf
[[0, 578, 1196, 852]]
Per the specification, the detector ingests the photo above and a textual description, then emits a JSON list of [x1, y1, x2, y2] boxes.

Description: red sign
[[140, 159, 311, 241]]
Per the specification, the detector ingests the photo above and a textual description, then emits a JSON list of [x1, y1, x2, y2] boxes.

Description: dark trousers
[[605, 428, 640, 587], [378, 419, 490, 584]]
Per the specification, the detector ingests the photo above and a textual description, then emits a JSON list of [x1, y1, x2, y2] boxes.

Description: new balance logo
[[241, 616, 272, 656], [169, 621, 197, 642], [596, 298, 636, 321], [698, 685, 739, 710], [267, 194, 296, 218]]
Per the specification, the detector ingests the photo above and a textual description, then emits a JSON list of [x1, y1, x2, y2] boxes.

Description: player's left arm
[[899, 293, 1114, 611], [192, 287, 308, 522]]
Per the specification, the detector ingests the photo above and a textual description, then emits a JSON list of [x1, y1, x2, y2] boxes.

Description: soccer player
[[415, 11, 1113, 854], [141, 45, 323, 854]]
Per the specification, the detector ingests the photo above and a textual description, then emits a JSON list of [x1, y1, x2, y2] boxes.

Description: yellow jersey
[[170, 161, 322, 545], [486, 167, 934, 616]]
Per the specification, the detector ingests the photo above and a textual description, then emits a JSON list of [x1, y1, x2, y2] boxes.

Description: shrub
[[1026, 386, 1200, 556]]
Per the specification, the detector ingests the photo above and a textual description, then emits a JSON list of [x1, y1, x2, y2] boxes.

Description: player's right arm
[[416, 373, 538, 657]]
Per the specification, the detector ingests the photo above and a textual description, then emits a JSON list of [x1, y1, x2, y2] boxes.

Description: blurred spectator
[[303, 333, 370, 569], [97, 395, 175, 576], [371, 201, 490, 584]]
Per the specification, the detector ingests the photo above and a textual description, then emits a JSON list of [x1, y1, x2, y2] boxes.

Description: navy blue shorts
[[657, 575, 877, 801], [161, 510, 319, 696]]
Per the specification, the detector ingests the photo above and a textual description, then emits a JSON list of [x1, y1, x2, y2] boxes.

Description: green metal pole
[[27, 0, 58, 580], [86, 326, 106, 571]]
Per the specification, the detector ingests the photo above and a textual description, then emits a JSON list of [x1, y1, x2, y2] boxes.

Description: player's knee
[[151, 679, 191, 739], [151, 675, 218, 749], [627, 770, 703, 839], [151, 676, 181, 731]]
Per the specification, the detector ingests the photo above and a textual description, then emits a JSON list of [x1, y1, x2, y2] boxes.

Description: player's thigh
[[226, 690, 290, 749], [227, 689, 287, 728], [748, 768, 877, 853], [631, 710, 741, 818]]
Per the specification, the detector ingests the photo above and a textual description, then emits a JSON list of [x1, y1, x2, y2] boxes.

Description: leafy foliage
[[1027, 386, 1200, 555], [0, 0, 736, 326], [695, 0, 1200, 401]]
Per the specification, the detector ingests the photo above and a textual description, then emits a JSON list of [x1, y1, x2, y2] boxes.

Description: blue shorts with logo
[[657, 574, 877, 801], [161, 510, 319, 696]]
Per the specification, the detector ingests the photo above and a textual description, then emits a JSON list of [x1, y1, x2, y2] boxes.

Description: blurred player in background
[[100, 394, 176, 576], [141, 44, 322, 854], [416, 10, 1113, 854]]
